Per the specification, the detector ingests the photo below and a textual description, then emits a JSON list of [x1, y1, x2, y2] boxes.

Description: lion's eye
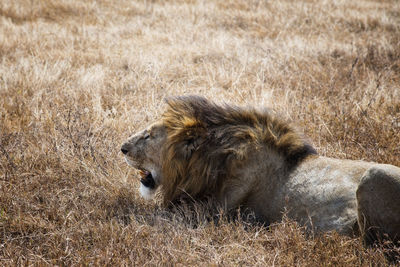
[[144, 133, 150, 140]]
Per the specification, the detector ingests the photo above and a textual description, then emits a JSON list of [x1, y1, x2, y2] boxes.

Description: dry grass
[[1, 0, 399, 265]]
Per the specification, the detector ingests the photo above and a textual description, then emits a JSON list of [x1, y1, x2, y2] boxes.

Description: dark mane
[[160, 95, 316, 204]]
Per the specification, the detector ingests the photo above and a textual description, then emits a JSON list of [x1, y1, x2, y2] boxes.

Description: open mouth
[[139, 170, 155, 189]]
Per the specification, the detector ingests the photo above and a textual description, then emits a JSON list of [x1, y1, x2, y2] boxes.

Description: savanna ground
[[1, 0, 400, 265]]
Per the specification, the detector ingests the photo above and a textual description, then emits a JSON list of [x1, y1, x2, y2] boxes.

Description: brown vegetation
[[0, 0, 399, 265]]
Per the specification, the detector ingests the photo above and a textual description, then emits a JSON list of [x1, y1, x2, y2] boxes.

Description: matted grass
[[0, 0, 399, 265]]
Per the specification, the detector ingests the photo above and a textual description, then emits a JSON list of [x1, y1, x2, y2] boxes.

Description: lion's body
[[232, 155, 368, 234], [121, 96, 400, 245], [281, 156, 370, 234]]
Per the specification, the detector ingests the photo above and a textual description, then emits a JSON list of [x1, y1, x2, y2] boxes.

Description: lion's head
[[121, 96, 316, 205], [121, 121, 167, 200]]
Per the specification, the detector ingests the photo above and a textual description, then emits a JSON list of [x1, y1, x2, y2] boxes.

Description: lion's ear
[[182, 134, 206, 159], [180, 119, 207, 160]]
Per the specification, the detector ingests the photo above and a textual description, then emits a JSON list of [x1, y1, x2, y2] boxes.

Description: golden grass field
[[1, 0, 400, 265]]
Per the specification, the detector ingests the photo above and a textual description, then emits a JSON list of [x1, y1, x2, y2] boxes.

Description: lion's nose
[[121, 143, 130, 155]]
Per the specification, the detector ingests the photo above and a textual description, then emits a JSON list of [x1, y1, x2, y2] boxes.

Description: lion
[[121, 95, 400, 246]]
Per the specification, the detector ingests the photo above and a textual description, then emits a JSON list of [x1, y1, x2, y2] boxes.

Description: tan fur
[[122, 95, 400, 245]]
